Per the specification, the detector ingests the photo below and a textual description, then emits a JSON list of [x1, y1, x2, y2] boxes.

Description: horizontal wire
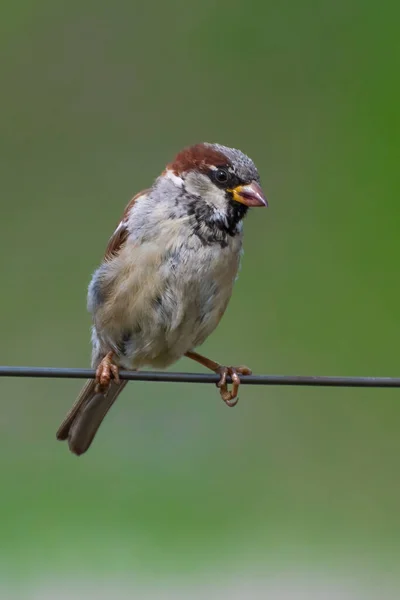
[[0, 366, 399, 387]]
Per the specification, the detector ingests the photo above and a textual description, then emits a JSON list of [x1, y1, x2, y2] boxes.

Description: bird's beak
[[229, 181, 268, 207]]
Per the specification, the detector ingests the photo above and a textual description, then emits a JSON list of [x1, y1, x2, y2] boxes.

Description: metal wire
[[0, 366, 399, 387]]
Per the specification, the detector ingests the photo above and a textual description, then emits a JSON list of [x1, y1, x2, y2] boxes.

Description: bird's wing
[[104, 189, 150, 261]]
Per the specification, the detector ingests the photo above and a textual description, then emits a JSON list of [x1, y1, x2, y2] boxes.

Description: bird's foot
[[215, 365, 252, 407], [95, 351, 120, 393]]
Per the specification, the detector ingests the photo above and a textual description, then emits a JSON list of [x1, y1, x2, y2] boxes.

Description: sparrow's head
[[165, 143, 267, 226]]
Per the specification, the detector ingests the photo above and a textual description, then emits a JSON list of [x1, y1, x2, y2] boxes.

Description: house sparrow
[[56, 143, 267, 455]]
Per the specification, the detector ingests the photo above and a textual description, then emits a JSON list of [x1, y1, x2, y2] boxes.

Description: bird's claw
[[95, 352, 120, 393], [215, 365, 252, 407]]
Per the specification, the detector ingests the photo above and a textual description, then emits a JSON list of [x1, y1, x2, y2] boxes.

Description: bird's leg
[[185, 351, 252, 407], [95, 351, 120, 392]]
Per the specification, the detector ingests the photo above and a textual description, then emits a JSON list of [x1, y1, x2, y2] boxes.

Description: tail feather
[[56, 379, 97, 441], [56, 379, 128, 455]]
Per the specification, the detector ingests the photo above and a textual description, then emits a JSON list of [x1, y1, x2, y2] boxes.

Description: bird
[[56, 142, 267, 455]]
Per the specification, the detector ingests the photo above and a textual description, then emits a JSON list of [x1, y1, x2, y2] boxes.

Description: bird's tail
[[56, 379, 128, 455]]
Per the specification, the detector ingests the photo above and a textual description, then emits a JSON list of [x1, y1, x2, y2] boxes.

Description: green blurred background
[[1, 0, 400, 597]]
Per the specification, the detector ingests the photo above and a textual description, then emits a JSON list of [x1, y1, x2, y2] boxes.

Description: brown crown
[[167, 143, 229, 175]]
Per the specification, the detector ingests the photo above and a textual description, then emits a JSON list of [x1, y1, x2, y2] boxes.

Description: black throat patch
[[186, 193, 247, 248]]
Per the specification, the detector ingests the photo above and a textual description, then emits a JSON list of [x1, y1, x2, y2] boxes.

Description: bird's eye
[[213, 168, 230, 185]]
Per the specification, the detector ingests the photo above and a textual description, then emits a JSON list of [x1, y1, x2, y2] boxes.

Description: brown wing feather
[[104, 189, 150, 261]]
